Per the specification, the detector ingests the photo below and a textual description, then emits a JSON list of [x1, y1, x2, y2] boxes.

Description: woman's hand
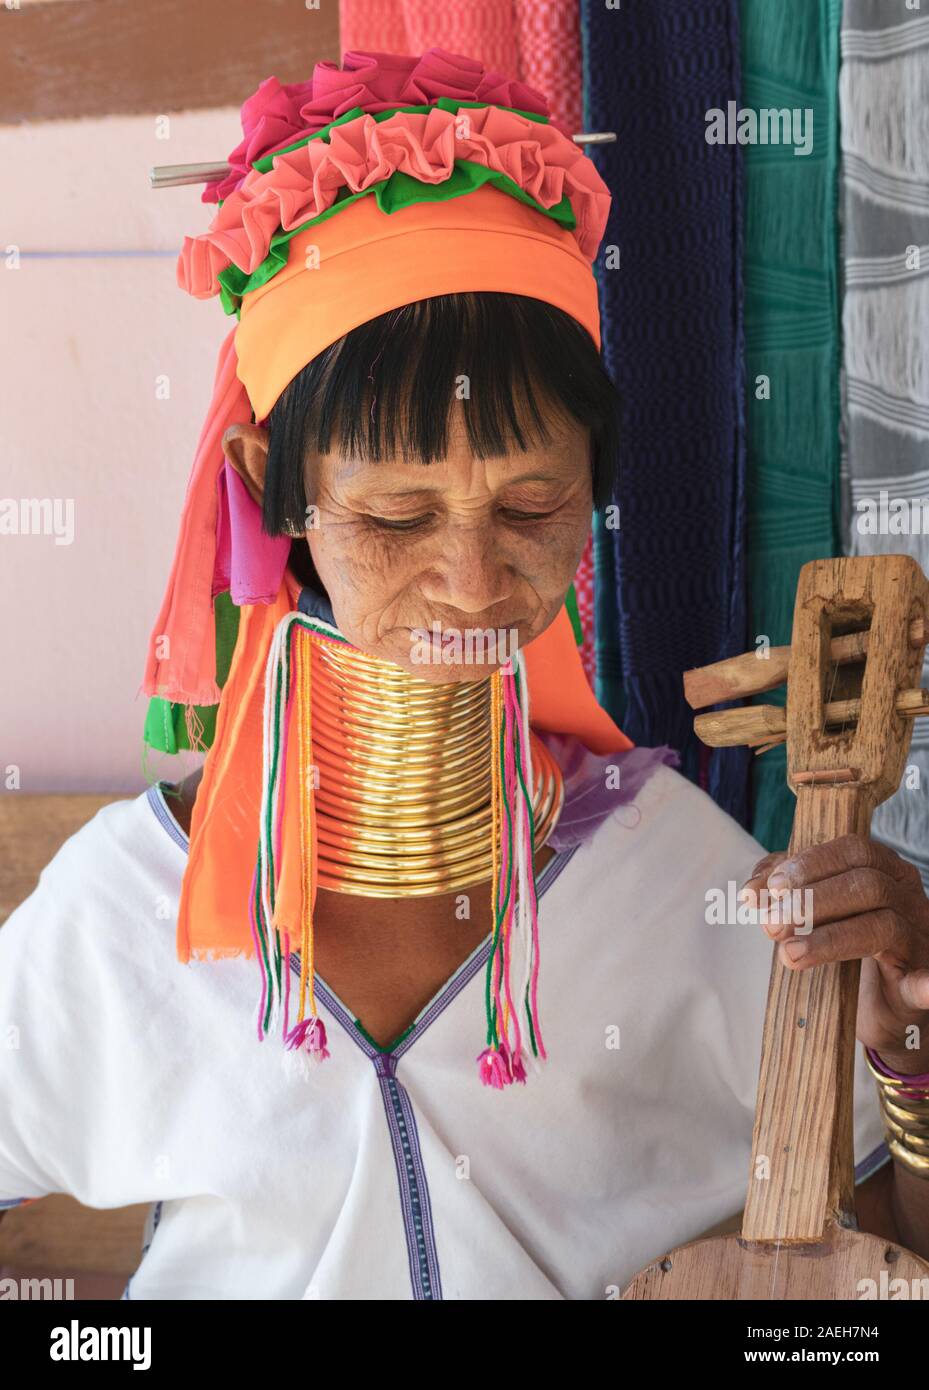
[[739, 836, 929, 1074]]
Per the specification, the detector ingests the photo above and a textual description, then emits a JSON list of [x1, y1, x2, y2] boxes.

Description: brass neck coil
[[305, 632, 564, 897]]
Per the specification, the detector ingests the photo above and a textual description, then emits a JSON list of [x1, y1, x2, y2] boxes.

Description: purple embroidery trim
[[379, 1073, 443, 1300], [539, 736, 680, 851], [146, 784, 190, 852]]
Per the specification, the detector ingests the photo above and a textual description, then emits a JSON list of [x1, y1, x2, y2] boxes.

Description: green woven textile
[[741, 0, 843, 851]]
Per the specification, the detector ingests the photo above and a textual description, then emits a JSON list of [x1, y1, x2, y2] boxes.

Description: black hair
[[263, 292, 620, 552]]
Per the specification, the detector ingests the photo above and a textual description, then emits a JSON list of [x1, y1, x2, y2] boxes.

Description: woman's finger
[[737, 850, 789, 901], [759, 864, 904, 942], [765, 834, 919, 892], [776, 908, 909, 970]]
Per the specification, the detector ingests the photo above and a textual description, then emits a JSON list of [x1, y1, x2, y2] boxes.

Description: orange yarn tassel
[[282, 622, 329, 1061]]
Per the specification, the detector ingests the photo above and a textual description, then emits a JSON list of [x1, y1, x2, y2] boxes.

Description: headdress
[[143, 48, 631, 1087]]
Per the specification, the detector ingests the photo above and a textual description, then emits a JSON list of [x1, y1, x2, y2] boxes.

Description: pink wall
[[1, 110, 241, 791]]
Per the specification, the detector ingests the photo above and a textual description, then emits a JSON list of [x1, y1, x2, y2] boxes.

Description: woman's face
[[225, 402, 593, 684]]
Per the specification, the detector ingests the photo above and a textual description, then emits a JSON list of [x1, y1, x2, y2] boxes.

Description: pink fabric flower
[[204, 46, 561, 203], [180, 105, 610, 299]]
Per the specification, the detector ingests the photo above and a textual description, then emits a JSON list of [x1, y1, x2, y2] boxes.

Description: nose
[[418, 526, 515, 619]]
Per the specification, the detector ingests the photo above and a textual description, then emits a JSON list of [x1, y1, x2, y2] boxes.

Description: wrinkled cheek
[[319, 542, 412, 630], [510, 529, 586, 597]]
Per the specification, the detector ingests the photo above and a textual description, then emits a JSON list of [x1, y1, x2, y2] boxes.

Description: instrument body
[[623, 556, 929, 1300]]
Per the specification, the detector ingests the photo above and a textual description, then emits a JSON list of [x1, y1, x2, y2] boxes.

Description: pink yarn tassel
[[521, 751, 546, 1061], [477, 1045, 513, 1089], [509, 1049, 528, 1084], [284, 1014, 330, 1061], [499, 668, 525, 1062]]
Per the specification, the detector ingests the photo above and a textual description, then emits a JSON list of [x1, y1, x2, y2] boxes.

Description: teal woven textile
[[742, 0, 844, 850]]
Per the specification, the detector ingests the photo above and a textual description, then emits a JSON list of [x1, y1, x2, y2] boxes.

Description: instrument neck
[[741, 781, 876, 1243]]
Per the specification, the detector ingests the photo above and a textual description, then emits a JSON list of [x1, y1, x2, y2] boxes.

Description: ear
[[222, 423, 269, 508]]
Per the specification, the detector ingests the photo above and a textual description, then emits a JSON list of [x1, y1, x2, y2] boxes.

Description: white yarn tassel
[[512, 650, 537, 1068], [258, 611, 299, 933]]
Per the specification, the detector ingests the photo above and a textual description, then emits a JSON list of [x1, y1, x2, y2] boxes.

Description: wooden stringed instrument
[[622, 554, 929, 1300]]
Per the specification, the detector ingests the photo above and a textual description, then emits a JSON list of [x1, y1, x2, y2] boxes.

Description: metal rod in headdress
[[149, 133, 617, 189]]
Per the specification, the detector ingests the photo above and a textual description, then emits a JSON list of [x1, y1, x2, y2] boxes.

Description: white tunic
[[0, 763, 888, 1300]]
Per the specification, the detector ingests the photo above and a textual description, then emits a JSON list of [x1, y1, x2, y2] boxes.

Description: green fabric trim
[[142, 590, 241, 754], [564, 583, 583, 646], [216, 159, 576, 316], [352, 1017, 415, 1054]]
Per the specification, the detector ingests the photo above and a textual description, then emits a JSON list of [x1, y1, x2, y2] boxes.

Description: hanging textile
[[840, 0, 929, 886], [580, 0, 750, 826], [144, 589, 240, 754], [338, 0, 598, 683], [740, 0, 844, 851], [338, 2, 519, 72]]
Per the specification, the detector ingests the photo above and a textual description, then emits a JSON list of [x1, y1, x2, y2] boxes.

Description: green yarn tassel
[[564, 582, 583, 647]]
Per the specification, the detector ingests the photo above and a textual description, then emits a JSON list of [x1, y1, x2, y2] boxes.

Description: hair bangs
[[264, 291, 620, 538]]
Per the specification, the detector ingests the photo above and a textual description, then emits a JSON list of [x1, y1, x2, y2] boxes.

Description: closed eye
[[367, 507, 557, 531], [367, 514, 434, 532], [500, 508, 557, 522]]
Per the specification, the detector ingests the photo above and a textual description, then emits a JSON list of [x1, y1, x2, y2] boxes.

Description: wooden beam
[[0, 1194, 147, 1280], [0, 0, 340, 124], [0, 793, 123, 925]]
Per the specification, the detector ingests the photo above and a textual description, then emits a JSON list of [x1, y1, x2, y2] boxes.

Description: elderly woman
[[2, 48, 929, 1302]]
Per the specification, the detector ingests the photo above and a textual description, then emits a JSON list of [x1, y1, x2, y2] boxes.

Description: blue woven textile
[[581, 0, 750, 826]]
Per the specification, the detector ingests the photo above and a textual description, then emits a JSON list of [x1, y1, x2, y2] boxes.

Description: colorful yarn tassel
[[285, 617, 326, 1058], [252, 611, 331, 1067], [284, 1015, 330, 1060], [477, 652, 544, 1089]]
